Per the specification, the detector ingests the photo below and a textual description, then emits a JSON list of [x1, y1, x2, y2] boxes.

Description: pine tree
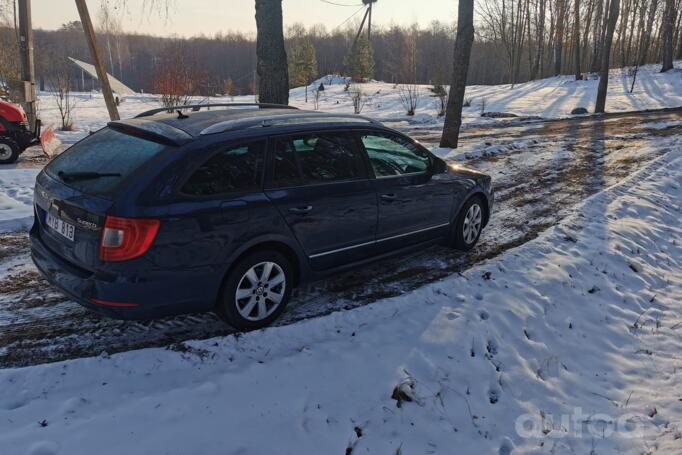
[[288, 39, 318, 89], [224, 78, 235, 98], [344, 36, 374, 82]]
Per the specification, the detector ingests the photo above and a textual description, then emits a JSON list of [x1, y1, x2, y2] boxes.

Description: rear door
[[265, 131, 378, 270], [359, 131, 454, 251]]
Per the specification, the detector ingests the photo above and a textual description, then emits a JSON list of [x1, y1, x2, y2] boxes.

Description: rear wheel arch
[[221, 240, 303, 292]]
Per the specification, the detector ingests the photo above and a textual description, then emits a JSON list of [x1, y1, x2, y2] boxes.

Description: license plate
[[46, 213, 75, 241]]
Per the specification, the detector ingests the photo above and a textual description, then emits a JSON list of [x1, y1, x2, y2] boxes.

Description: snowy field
[[1, 147, 680, 455], [1, 62, 682, 454], [33, 61, 682, 148]]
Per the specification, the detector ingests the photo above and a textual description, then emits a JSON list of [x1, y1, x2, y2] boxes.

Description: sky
[[32, 0, 457, 37]]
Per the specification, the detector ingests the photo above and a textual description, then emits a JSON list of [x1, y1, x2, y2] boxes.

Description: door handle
[[288, 206, 313, 215], [380, 193, 397, 202]]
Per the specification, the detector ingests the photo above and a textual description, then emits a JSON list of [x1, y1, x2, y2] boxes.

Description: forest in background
[[0, 0, 680, 98]]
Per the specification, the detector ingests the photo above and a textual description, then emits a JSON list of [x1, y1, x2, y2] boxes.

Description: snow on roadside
[[0, 149, 680, 454], [0, 169, 39, 232], [33, 61, 682, 146]]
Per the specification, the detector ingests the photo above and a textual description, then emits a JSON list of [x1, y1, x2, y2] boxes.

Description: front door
[[265, 132, 378, 270], [359, 132, 454, 251]]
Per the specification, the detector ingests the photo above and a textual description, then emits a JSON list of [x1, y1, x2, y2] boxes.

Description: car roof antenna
[[176, 110, 189, 119]]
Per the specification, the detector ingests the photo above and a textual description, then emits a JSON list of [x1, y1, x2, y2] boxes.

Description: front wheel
[[450, 195, 485, 251], [216, 250, 293, 330], [0, 137, 20, 164]]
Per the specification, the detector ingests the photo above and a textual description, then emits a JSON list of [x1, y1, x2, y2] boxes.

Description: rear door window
[[182, 141, 265, 195], [45, 127, 166, 195], [270, 133, 367, 187]]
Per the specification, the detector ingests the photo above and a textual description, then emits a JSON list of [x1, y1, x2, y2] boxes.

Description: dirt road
[[1, 109, 680, 367]]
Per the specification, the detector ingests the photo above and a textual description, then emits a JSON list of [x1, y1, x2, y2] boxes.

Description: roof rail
[[135, 103, 298, 118], [200, 113, 378, 136]]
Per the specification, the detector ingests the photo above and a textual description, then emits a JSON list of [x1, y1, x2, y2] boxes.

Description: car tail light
[[100, 216, 160, 262]]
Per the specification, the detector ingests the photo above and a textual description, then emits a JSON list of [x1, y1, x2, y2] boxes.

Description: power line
[[332, 4, 366, 31], [320, 0, 363, 7]]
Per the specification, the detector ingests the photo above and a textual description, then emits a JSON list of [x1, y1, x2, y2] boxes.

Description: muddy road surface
[[1, 109, 680, 367]]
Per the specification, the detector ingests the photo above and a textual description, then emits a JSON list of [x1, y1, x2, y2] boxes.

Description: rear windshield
[[45, 128, 166, 195]]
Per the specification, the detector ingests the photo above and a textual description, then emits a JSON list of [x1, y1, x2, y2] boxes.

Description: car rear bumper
[[30, 225, 217, 320]]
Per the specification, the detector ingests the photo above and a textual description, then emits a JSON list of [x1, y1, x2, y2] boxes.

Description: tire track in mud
[[1, 111, 680, 367]]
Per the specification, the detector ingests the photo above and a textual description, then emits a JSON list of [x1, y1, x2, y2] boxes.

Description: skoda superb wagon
[[31, 104, 493, 329]]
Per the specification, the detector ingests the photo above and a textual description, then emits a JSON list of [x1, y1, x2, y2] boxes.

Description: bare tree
[[47, 59, 77, 131], [440, 0, 474, 148], [479, 0, 529, 86], [153, 41, 201, 110], [595, 0, 620, 113], [554, 0, 567, 75], [429, 84, 448, 116], [398, 84, 420, 116], [255, 0, 289, 104], [0, 1, 20, 99], [531, 0, 547, 80], [348, 84, 367, 114], [661, 0, 676, 71], [573, 0, 583, 79]]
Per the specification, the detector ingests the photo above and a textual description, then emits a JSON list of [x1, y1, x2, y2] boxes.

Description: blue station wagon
[[30, 104, 494, 329]]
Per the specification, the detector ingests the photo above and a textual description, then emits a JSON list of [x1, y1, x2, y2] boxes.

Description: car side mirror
[[431, 157, 448, 175]]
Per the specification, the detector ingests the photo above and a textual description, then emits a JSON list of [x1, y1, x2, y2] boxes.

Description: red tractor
[[0, 99, 42, 164]]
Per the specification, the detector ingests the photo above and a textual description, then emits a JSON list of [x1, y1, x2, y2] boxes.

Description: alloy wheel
[[463, 203, 482, 244], [235, 261, 286, 321]]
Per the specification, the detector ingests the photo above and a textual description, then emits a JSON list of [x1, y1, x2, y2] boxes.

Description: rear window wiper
[[57, 171, 122, 182]]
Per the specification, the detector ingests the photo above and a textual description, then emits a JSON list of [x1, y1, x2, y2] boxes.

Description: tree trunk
[[590, 0, 604, 72], [255, 0, 289, 104], [573, 0, 582, 79], [638, 0, 659, 67], [595, 0, 620, 113], [531, 0, 546, 80], [440, 0, 474, 148], [554, 0, 567, 75], [661, 0, 676, 71]]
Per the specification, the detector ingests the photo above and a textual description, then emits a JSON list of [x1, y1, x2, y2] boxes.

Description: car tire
[[0, 137, 20, 164], [216, 250, 293, 330], [450, 195, 485, 251]]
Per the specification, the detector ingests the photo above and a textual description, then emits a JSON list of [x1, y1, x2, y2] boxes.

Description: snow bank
[[1, 147, 680, 453], [0, 169, 39, 232], [33, 62, 682, 146]]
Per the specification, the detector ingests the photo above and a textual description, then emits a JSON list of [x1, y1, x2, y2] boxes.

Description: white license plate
[[46, 213, 75, 241]]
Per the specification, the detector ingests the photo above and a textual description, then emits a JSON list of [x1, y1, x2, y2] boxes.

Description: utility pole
[[367, 0, 372, 41], [75, 0, 120, 121], [17, 0, 37, 127], [351, 0, 377, 49]]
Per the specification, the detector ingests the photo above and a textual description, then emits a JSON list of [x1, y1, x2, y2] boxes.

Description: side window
[[361, 133, 430, 178], [271, 133, 366, 187], [182, 141, 265, 195]]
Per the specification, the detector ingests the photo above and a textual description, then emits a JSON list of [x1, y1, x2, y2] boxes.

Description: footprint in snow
[[28, 441, 60, 455], [488, 387, 501, 404], [498, 438, 514, 455]]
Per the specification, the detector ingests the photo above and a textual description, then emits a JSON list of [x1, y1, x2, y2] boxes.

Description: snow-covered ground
[[1, 61, 681, 454], [1, 145, 680, 454], [0, 169, 38, 232]]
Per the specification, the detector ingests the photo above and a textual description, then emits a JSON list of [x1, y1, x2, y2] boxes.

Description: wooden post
[[17, 0, 37, 127], [75, 0, 120, 120]]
